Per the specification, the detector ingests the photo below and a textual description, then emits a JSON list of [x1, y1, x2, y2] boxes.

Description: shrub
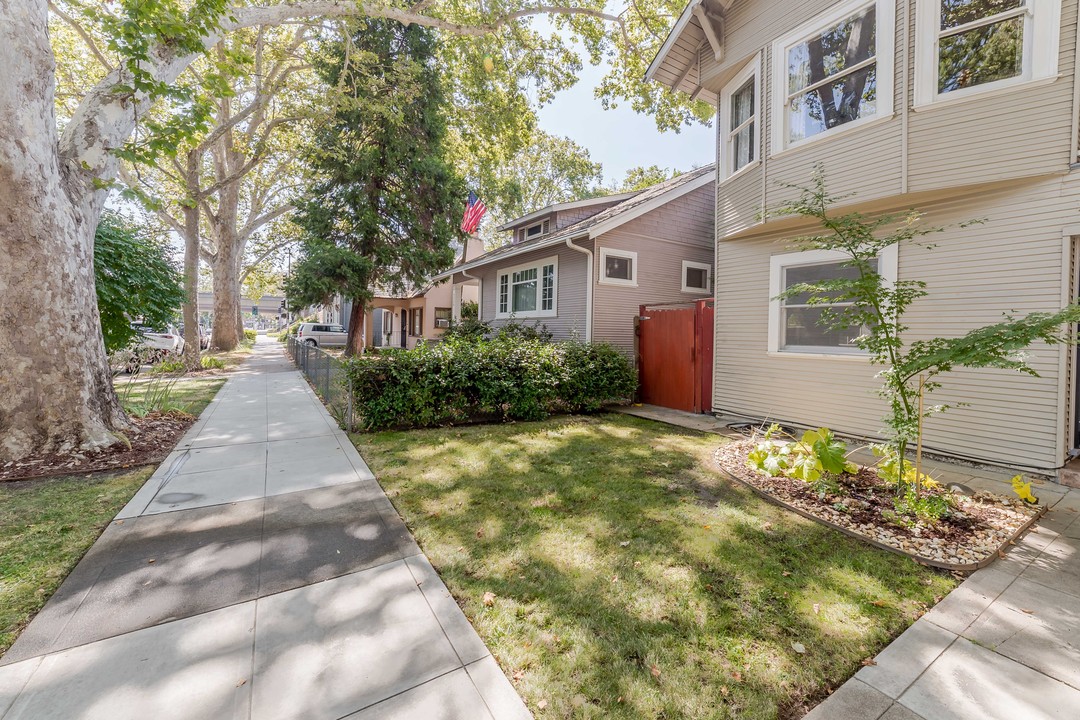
[[200, 356, 226, 370], [150, 358, 186, 374], [344, 337, 636, 430], [243, 329, 257, 342]]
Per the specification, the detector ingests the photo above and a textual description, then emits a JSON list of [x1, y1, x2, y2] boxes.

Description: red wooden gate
[[636, 300, 714, 413]]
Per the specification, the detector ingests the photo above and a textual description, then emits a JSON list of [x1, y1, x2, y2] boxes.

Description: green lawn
[[354, 414, 958, 720], [114, 375, 225, 416], [0, 468, 153, 654]]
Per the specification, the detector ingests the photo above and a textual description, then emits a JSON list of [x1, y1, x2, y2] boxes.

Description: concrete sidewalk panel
[[265, 455, 362, 496], [4, 602, 255, 720], [899, 637, 1080, 720], [405, 555, 490, 666], [55, 537, 262, 652], [343, 669, 495, 720], [856, 620, 957, 699], [465, 656, 534, 720], [146, 464, 267, 514], [251, 561, 461, 720], [179, 443, 266, 475]]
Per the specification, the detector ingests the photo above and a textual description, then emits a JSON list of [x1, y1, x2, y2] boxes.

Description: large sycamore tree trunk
[[0, 0, 126, 461]]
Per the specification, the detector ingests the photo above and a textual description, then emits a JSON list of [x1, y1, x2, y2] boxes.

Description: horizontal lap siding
[[478, 241, 591, 340], [592, 185, 716, 354], [715, 175, 1080, 471]]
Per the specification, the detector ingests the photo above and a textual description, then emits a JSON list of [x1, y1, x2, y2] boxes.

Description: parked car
[[296, 322, 347, 347], [131, 323, 185, 354], [178, 323, 210, 350]]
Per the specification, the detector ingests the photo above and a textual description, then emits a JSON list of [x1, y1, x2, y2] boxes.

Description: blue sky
[[536, 57, 715, 185]]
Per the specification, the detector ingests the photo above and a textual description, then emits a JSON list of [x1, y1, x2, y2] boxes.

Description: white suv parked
[[296, 322, 347, 347]]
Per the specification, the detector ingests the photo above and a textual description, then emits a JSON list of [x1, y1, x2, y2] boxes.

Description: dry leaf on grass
[[650, 664, 661, 678], [482, 591, 496, 607], [791, 641, 806, 654], [812, 603, 820, 614], [512, 670, 525, 681], [861, 657, 877, 667]]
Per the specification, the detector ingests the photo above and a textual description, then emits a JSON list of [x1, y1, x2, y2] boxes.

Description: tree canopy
[[94, 212, 186, 353], [285, 18, 465, 354]]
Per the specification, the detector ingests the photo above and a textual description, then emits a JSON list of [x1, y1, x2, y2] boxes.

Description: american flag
[[460, 191, 487, 234]]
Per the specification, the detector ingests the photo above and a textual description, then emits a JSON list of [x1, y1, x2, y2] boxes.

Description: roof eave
[[494, 192, 640, 232], [645, 0, 703, 83]]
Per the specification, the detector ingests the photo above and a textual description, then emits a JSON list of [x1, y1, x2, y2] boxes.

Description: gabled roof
[[431, 165, 716, 281], [645, 0, 722, 105], [495, 193, 640, 231]]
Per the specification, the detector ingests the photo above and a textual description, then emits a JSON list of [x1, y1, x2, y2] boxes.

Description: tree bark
[[210, 236, 242, 350], [346, 298, 367, 356], [181, 152, 202, 370], [0, 0, 127, 462]]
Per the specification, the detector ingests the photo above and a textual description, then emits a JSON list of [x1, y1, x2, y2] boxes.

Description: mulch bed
[[0, 411, 195, 483], [714, 440, 1042, 570]]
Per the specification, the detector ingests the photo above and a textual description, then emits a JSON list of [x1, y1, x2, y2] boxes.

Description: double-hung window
[[767, 246, 897, 356], [719, 58, 760, 180], [914, 0, 1060, 105], [496, 256, 557, 319], [772, 0, 894, 151]]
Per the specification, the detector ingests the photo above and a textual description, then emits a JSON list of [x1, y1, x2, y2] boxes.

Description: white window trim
[[718, 55, 761, 183], [681, 260, 712, 294], [913, 0, 1060, 107], [767, 245, 898, 357], [598, 247, 638, 287], [495, 255, 558, 319], [770, 0, 895, 155], [525, 221, 545, 238]]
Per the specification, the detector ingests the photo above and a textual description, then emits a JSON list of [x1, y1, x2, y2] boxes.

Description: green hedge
[[344, 338, 637, 430]]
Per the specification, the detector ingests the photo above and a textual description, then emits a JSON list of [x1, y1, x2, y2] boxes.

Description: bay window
[[915, 0, 1060, 105], [496, 256, 557, 319], [772, 0, 894, 151]]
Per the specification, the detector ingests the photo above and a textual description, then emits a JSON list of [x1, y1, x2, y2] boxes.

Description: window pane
[[542, 265, 555, 311], [686, 267, 708, 289], [940, 0, 1023, 31], [526, 224, 543, 237], [513, 268, 537, 283], [788, 64, 877, 143], [499, 275, 508, 313], [512, 280, 537, 312], [782, 306, 866, 348], [731, 79, 755, 129], [732, 124, 755, 171], [783, 259, 877, 303], [435, 308, 451, 320], [787, 6, 876, 95], [938, 17, 1023, 93], [605, 255, 633, 281]]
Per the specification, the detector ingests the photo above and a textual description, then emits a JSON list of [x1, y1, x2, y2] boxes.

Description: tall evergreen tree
[[285, 19, 465, 355]]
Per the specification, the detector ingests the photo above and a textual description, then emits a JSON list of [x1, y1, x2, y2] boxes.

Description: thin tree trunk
[[346, 299, 367, 356], [181, 153, 202, 370], [0, 0, 126, 462]]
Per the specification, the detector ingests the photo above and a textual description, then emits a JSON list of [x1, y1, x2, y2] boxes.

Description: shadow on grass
[[359, 414, 958, 720]]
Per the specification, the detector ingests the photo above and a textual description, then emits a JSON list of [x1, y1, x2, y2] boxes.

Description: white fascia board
[[430, 232, 590, 282], [494, 193, 639, 231], [586, 169, 716, 239], [645, 0, 703, 82]]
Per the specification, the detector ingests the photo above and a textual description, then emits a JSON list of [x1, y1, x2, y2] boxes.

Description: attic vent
[[518, 228, 526, 244], [542, 219, 549, 234]]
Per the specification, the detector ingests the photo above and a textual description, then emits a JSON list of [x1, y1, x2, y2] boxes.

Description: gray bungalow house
[[433, 166, 716, 354]]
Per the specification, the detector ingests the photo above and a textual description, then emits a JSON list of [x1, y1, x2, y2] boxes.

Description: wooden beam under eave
[[673, 40, 705, 91], [692, 5, 723, 62]]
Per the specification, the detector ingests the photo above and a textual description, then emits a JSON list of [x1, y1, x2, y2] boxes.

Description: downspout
[[565, 236, 593, 341]]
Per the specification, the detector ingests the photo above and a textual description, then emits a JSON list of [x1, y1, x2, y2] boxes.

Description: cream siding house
[[651, 0, 1080, 477], [433, 169, 717, 354]]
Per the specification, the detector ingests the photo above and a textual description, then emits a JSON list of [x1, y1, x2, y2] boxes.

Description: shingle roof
[[432, 164, 715, 280]]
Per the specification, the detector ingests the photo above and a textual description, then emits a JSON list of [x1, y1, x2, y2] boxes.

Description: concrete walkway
[[623, 404, 1080, 719], [0, 339, 530, 720]]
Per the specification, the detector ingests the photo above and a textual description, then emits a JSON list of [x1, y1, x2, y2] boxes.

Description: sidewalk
[[0, 338, 531, 720], [623, 404, 1080, 719]]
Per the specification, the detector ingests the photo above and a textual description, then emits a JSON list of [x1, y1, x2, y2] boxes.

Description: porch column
[[451, 284, 463, 322]]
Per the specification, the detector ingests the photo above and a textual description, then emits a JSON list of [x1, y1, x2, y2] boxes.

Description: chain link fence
[[286, 336, 356, 432]]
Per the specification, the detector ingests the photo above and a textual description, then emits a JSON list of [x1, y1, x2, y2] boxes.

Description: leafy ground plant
[[0, 468, 153, 654], [354, 414, 956, 719]]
